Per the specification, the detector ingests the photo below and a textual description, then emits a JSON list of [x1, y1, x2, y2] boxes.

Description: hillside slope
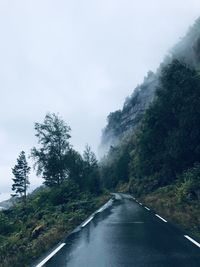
[[100, 17, 200, 240], [100, 18, 200, 154]]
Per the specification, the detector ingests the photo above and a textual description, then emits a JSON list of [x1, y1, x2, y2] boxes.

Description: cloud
[[0, 0, 200, 195]]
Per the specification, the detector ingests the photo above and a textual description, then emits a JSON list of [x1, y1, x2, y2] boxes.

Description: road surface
[[34, 193, 200, 267]]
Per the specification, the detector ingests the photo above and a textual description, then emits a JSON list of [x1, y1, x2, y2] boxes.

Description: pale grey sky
[[0, 0, 200, 199]]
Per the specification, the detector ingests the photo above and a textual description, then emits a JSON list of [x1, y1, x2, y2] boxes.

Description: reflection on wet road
[[43, 193, 200, 267]]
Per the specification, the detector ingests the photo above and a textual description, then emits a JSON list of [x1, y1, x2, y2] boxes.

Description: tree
[[83, 145, 98, 167], [66, 149, 85, 189], [12, 151, 30, 204], [82, 145, 101, 194], [133, 60, 200, 186], [31, 113, 71, 187], [100, 135, 134, 189]]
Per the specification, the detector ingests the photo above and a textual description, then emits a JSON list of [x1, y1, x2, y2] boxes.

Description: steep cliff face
[[100, 71, 158, 154], [100, 18, 200, 154]]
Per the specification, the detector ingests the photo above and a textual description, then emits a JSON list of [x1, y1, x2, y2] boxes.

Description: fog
[[0, 0, 200, 198]]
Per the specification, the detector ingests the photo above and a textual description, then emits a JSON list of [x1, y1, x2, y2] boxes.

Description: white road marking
[[96, 207, 104, 213], [139, 202, 142, 206], [82, 216, 94, 227], [96, 199, 113, 214], [35, 243, 66, 267], [184, 235, 200, 248], [155, 214, 167, 222], [145, 206, 150, 211]]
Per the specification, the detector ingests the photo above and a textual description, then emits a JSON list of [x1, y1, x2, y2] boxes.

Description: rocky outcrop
[[100, 71, 158, 154]]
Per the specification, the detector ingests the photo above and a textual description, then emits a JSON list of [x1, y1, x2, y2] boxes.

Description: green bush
[[176, 178, 193, 202], [176, 163, 200, 202], [0, 212, 14, 235]]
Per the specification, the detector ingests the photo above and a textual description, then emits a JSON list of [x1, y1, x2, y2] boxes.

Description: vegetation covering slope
[[101, 17, 200, 153], [0, 184, 108, 267], [100, 18, 200, 239], [0, 113, 107, 267]]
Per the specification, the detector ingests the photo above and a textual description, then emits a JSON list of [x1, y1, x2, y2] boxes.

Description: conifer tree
[[12, 151, 30, 204], [83, 145, 101, 194]]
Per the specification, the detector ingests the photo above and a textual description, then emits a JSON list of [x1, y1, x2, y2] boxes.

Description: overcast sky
[[0, 0, 200, 199]]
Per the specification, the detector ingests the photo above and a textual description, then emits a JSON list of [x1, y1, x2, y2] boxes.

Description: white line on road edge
[[34, 198, 113, 266], [184, 235, 200, 248], [96, 207, 104, 213], [82, 216, 94, 227], [35, 243, 66, 267], [155, 214, 167, 223], [145, 206, 150, 211], [96, 199, 113, 214]]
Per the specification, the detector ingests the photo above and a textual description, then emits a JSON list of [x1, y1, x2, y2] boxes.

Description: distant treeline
[[11, 112, 102, 204]]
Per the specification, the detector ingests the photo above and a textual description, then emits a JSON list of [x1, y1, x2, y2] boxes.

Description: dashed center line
[[155, 214, 167, 223], [145, 206, 150, 211], [184, 235, 200, 248]]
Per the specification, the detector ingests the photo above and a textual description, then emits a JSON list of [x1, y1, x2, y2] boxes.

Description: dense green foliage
[[133, 60, 200, 186], [82, 145, 101, 193], [176, 163, 200, 202], [31, 113, 71, 187], [100, 59, 200, 239], [31, 113, 101, 195], [0, 184, 108, 267], [101, 17, 200, 192], [100, 17, 200, 201], [101, 60, 200, 196]]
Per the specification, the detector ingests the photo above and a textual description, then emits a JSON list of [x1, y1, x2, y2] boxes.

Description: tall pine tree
[[12, 151, 30, 204], [83, 145, 101, 194]]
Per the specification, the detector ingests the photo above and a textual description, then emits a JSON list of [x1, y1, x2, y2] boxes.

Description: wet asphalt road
[[41, 193, 200, 267]]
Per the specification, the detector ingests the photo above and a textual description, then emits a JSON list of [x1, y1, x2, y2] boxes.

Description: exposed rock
[[100, 71, 158, 154]]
